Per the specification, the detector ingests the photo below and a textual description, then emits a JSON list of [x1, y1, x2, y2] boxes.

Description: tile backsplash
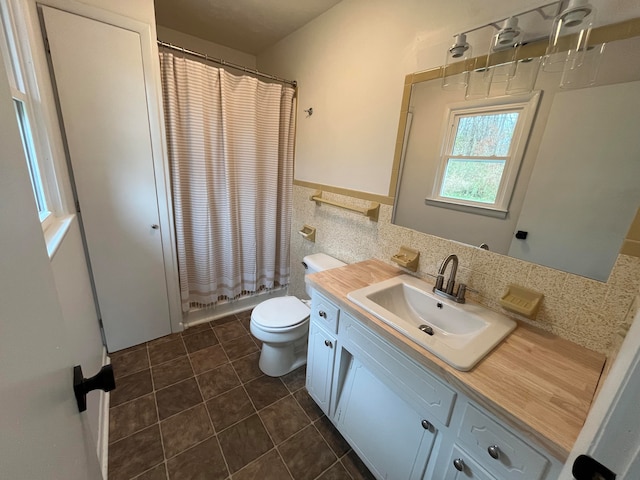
[[290, 186, 640, 355]]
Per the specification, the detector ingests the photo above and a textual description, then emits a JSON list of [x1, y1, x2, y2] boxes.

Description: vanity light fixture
[[442, 34, 472, 90], [485, 18, 522, 86], [442, 0, 602, 97], [544, 0, 597, 73], [558, 0, 593, 26], [493, 17, 521, 51], [450, 33, 471, 58]]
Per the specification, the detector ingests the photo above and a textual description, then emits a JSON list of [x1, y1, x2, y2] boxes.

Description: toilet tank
[[302, 253, 346, 297]]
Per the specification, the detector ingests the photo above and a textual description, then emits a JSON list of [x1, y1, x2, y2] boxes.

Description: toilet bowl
[[250, 253, 346, 377]]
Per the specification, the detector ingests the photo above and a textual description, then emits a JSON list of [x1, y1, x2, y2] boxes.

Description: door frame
[[21, 0, 183, 335], [560, 295, 640, 479]]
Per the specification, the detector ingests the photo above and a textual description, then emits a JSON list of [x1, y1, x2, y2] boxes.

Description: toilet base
[[258, 337, 308, 377]]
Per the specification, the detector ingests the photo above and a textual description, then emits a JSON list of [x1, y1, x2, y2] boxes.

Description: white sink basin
[[347, 275, 517, 371]]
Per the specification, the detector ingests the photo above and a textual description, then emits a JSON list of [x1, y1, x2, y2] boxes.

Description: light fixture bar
[[451, 0, 565, 38], [442, 0, 602, 97]]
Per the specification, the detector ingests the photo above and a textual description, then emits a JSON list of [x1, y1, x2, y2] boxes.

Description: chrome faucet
[[433, 254, 467, 303]]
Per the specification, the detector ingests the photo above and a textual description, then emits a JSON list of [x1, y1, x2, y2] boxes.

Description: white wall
[[157, 25, 256, 68], [257, 0, 640, 196]]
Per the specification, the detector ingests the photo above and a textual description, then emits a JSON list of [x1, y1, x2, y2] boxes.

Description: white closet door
[[42, 6, 171, 351]]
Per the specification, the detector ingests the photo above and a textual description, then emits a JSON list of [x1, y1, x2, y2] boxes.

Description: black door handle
[[572, 454, 616, 480], [73, 364, 116, 412]]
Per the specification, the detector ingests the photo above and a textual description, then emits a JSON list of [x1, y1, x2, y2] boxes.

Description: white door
[[0, 49, 101, 479], [560, 306, 640, 479], [41, 6, 172, 351]]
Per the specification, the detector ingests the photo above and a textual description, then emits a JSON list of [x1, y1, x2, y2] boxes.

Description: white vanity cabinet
[[307, 291, 442, 479], [305, 289, 562, 480]]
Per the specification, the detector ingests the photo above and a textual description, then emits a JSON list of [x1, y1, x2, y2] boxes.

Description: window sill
[[44, 214, 74, 259], [425, 198, 508, 219]]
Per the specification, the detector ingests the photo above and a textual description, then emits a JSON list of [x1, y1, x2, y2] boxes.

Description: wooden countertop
[[307, 259, 606, 461]]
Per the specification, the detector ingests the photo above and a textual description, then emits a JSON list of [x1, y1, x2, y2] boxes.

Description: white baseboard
[[183, 287, 287, 328], [97, 348, 110, 479]]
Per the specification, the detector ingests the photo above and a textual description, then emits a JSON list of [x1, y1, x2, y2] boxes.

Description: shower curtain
[[159, 50, 296, 312]]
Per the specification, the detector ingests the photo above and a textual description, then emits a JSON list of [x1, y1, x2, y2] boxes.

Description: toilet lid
[[252, 296, 310, 329]]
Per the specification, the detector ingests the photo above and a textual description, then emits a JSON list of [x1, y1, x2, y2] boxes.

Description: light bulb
[[449, 34, 470, 58]]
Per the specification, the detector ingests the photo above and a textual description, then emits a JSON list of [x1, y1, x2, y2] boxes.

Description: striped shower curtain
[[159, 50, 296, 312]]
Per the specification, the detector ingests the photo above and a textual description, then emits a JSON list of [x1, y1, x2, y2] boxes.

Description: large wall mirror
[[392, 27, 640, 282]]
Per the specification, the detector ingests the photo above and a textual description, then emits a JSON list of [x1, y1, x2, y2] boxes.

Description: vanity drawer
[[440, 444, 495, 480], [339, 311, 456, 426], [311, 292, 340, 333], [458, 403, 549, 480]]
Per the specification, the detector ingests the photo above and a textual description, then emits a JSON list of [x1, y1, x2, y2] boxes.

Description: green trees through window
[[440, 112, 519, 204]]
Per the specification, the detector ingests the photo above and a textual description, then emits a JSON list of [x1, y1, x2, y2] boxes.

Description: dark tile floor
[[108, 310, 375, 480]]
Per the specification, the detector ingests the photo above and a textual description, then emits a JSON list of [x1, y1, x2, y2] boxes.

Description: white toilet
[[250, 253, 346, 377]]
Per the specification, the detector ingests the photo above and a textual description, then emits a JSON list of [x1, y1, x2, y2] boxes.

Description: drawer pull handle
[[421, 419, 432, 430], [487, 445, 500, 460], [453, 458, 465, 472], [319, 310, 327, 318], [324, 339, 333, 348]]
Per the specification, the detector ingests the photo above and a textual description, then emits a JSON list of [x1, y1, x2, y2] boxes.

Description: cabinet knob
[[421, 419, 432, 430], [324, 339, 333, 348], [319, 310, 327, 318], [151, 224, 159, 229], [453, 458, 465, 472], [487, 445, 500, 460]]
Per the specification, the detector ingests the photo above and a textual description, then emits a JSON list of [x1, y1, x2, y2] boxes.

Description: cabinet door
[[336, 357, 436, 480], [306, 321, 337, 416]]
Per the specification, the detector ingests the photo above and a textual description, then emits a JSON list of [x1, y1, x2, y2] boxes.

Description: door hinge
[[75, 200, 80, 213], [44, 36, 50, 54]]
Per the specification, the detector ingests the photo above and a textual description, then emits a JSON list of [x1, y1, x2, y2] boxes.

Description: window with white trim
[[1, 1, 59, 228], [427, 93, 540, 218]]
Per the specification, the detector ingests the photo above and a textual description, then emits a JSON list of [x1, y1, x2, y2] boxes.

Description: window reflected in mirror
[[392, 32, 640, 282]]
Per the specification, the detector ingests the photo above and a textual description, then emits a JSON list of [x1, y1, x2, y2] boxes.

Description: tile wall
[[290, 186, 640, 355]]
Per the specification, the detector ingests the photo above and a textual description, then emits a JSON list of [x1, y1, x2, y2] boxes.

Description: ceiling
[[154, 0, 343, 55]]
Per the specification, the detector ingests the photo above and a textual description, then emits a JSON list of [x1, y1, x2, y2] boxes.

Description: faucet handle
[[456, 283, 479, 303], [464, 285, 479, 294]]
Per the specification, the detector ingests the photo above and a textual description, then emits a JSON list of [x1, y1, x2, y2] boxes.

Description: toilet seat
[[251, 296, 310, 330]]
